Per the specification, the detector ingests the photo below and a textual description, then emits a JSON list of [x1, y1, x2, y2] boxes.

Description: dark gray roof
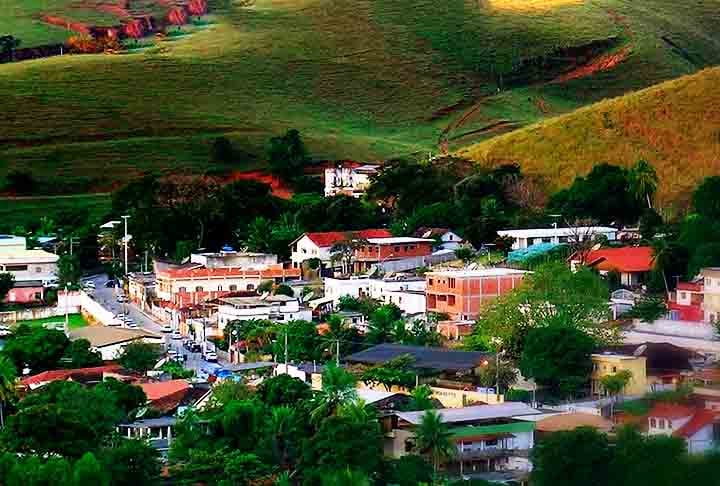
[[344, 344, 492, 372], [119, 417, 177, 428], [223, 362, 277, 372]]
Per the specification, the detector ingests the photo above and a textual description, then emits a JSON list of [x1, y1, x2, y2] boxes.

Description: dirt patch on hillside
[[551, 46, 631, 83], [40, 15, 92, 34], [226, 170, 294, 200]]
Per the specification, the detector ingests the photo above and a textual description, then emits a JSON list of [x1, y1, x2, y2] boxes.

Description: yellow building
[[591, 352, 648, 397]]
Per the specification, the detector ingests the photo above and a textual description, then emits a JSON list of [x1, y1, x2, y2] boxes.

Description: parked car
[[116, 295, 128, 303], [203, 351, 218, 362], [167, 349, 178, 359], [126, 323, 138, 329], [107, 319, 122, 327], [105, 280, 117, 288], [171, 332, 182, 340], [82, 281, 96, 289], [161, 324, 172, 333], [190, 343, 202, 353]]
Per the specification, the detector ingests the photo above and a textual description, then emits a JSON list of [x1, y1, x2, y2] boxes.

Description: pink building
[[3, 281, 45, 304]]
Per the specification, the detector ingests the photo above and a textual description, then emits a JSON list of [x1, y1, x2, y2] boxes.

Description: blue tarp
[[507, 243, 564, 264]]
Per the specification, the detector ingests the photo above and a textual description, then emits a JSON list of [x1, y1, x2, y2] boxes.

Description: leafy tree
[[0, 35, 21, 62], [220, 400, 265, 452], [520, 326, 596, 398], [337, 295, 379, 317], [3, 381, 122, 457], [626, 295, 668, 323], [468, 262, 613, 360], [118, 342, 161, 373], [549, 163, 642, 226], [3, 170, 34, 195], [0, 272, 13, 305], [160, 360, 195, 379], [57, 254, 82, 287], [0, 355, 16, 428], [454, 246, 476, 264], [629, 159, 659, 209], [258, 374, 312, 407], [95, 378, 147, 418], [600, 370, 632, 417], [414, 409, 455, 473], [406, 384, 435, 411], [1, 325, 70, 373], [691, 175, 720, 219], [321, 468, 371, 486], [274, 320, 323, 363], [257, 280, 274, 294], [274, 283, 294, 297], [330, 236, 368, 276], [74, 452, 109, 486], [361, 354, 416, 391], [244, 216, 274, 253], [639, 208, 664, 240], [311, 363, 357, 422], [62, 339, 103, 368], [267, 406, 301, 467], [531, 427, 612, 486], [211, 136, 234, 163], [610, 426, 688, 486], [304, 414, 382, 478], [211, 381, 253, 406], [100, 439, 161, 486], [367, 304, 405, 344], [220, 452, 271, 486], [381, 455, 434, 486], [475, 358, 518, 393], [267, 129, 308, 180]]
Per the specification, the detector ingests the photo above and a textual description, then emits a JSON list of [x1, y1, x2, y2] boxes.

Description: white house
[[325, 275, 426, 315], [68, 327, 164, 361], [497, 226, 618, 250], [324, 276, 372, 302], [324, 163, 379, 198], [0, 235, 59, 285], [217, 295, 312, 329], [647, 403, 720, 454], [290, 229, 391, 269], [413, 227, 466, 251]]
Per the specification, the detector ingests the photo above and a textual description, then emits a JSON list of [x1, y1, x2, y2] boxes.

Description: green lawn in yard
[[0, 0, 719, 201], [17, 313, 89, 330]]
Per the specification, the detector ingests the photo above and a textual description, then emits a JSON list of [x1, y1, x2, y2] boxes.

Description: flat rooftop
[[428, 268, 528, 278], [395, 402, 541, 426], [219, 295, 296, 307], [497, 227, 617, 238]]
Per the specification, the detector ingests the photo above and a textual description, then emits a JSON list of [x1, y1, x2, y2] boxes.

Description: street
[[85, 274, 223, 376]]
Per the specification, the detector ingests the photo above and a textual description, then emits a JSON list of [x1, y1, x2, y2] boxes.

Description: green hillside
[[460, 67, 720, 205], [1, 0, 720, 196]]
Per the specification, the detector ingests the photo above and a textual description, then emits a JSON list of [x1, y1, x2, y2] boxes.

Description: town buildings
[[290, 229, 392, 270], [353, 237, 434, 273], [0, 234, 59, 304], [425, 268, 528, 321], [570, 246, 655, 287], [647, 403, 720, 454], [324, 162, 379, 198], [324, 274, 427, 315], [216, 294, 312, 329], [154, 250, 300, 308], [497, 226, 617, 250], [68, 326, 164, 361], [666, 268, 720, 323], [413, 227, 466, 251]]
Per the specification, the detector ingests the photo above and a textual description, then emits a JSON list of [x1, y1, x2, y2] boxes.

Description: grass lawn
[[17, 313, 89, 330], [0, 193, 112, 232], [0, 0, 718, 202]]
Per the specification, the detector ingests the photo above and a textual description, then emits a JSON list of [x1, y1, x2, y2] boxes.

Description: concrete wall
[[58, 290, 116, 326], [0, 306, 75, 324]]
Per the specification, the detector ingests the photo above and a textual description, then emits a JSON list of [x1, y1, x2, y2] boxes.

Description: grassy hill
[[459, 67, 720, 205], [1, 0, 720, 198]]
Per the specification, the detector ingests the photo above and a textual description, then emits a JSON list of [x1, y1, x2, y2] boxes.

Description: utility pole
[[336, 339, 340, 366], [284, 330, 289, 370], [121, 215, 130, 276], [64, 284, 69, 336]]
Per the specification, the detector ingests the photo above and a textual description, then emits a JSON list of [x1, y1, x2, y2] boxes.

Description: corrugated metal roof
[[344, 343, 492, 372], [452, 421, 535, 439], [395, 402, 541, 425]]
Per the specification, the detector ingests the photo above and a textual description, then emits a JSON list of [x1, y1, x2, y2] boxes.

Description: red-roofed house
[[290, 229, 391, 269], [648, 403, 720, 454], [570, 246, 655, 287], [140, 379, 192, 414], [154, 251, 301, 308], [668, 281, 705, 322], [20, 365, 123, 391]]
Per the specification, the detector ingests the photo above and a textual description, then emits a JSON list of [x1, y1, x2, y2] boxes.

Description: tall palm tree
[[0, 355, 17, 429], [338, 399, 377, 427], [630, 159, 659, 209], [311, 363, 357, 423], [269, 406, 298, 466], [414, 410, 456, 474]]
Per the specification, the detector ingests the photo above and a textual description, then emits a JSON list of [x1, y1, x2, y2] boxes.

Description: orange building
[[426, 268, 528, 320], [353, 237, 434, 273]]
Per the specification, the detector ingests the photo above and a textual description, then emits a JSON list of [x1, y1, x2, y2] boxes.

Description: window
[[35, 267, 43, 273], [178, 287, 187, 293], [34, 292, 41, 300], [195, 286, 204, 292], [247, 284, 255, 291], [217, 286, 223, 292], [5, 264, 27, 272], [429, 279, 434, 285], [659, 419, 666, 429], [485, 438, 498, 447], [229, 285, 237, 291], [612, 366, 617, 373], [394, 246, 400, 253], [680, 292, 687, 299], [650, 418, 657, 428]]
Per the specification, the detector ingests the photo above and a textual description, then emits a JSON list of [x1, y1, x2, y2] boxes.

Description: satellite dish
[[634, 344, 647, 357]]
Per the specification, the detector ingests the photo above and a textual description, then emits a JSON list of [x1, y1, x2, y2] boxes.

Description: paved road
[[85, 274, 222, 376]]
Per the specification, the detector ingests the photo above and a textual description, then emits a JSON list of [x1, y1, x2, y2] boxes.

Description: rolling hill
[[459, 67, 720, 206], [1, 0, 720, 198]]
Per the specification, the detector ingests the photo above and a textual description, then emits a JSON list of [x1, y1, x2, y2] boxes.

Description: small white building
[[0, 234, 59, 285], [68, 327, 164, 361], [413, 227, 466, 251], [217, 295, 312, 329], [497, 226, 618, 250], [324, 163, 379, 198], [325, 275, 427, 315]]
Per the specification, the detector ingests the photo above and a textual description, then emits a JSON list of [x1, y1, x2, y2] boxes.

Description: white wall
[[98, 336, 165, 361], [324, 277, 371, 303], [291, 236, 332, 266]]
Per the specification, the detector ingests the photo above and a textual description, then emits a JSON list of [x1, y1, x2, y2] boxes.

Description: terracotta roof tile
[[303, 229, 392, 248], [674, 409, 720, 438], [648, 403, 694, 419], [584, 246, 655, 273], [140, 379, 191, 401], [21, 365, 122, 387]]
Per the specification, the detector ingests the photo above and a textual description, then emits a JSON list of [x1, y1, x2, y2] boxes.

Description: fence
[[0, 307, 75, 324]]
